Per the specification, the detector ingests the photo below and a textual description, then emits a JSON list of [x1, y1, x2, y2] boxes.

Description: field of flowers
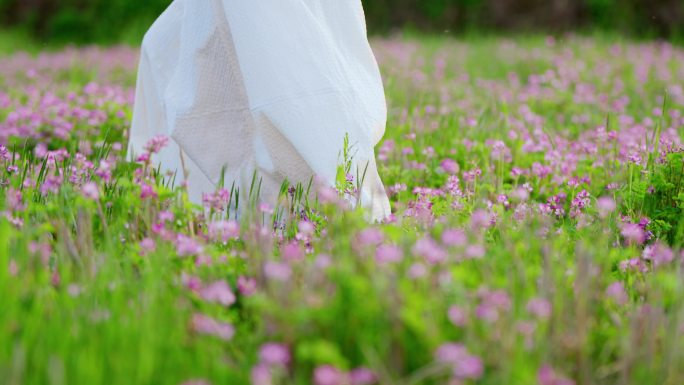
[[1, 35, 683, 385]]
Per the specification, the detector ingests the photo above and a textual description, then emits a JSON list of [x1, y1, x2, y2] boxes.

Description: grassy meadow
[[0, 33, 683, 385]]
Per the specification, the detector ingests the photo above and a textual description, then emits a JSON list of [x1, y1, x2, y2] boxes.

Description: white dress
[[127, 0, 391, 221]]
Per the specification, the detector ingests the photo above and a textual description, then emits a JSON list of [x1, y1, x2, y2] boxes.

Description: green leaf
[[296, 340, 350, 370]]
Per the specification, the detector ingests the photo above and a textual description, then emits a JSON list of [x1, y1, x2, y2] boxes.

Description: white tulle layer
[[128, 0, 391, 221]]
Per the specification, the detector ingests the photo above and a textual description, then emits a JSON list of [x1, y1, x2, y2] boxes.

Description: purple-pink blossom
[[264, 262, 292, 282], [606, 282, 628, 305], [198, 280, 236, 307], [237, 276, 257, 296], [375, 244, 403, 264], [440, 158, 460, 174], [313, 366, 346, 385], [259, 343, 290, 367], [191, 314, 235, 341], [448, 305, 468, 327], [442, 229, 467, 247], [526, 298, 552, 319], [81, 182, 99, 200], [413, 236, 447, 264]]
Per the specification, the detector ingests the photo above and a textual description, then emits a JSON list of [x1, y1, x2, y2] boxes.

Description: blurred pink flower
[[158, 211, 174, 223], [140, 183, 157, 199], [497, 194, 510, 207], [264, 262, 292, 282], [237, 276, 257, 296], [203, 189, 232, 211], [175, 234, 203, 256], [182, 273, 202, 292], [258, 202, 274, 214], [440, 158, 460, 174], [349, 368, 376, 385], [513, 186, 530, 202], [318, 184, 341, 205], [526, 298, 552, 319], [642, 242, 674, 267], [448, 305, 468, 327], [136, 153, 150, 163], [436, 343, 484, 380], [8, 260, 18, 277], [476, 289, 511, 322], [538, 365, 575, 385], [436, 343, 468, 364], [444, 175, 463, 197], [6, 188, 24, 211], [620, 223, 645, 245], [619, 257, 649, 273], [251, 364, 273, 385], [453, 355, 484, 380], [144, 135, 169, 154], [208, 220, 240, 242], [408, 263, 428, 279], [298, 220, 315, 236], [487, 290, 512, 309], [606, 282, 628, 305], [375, 244, 403, 264], [475, 303, 499, 323], [463, 168, 482, 182], [0, 145, 9, 161], [139, 238, 156, 254], [314, 365, 346, 385], [357, 228, 385, 247], [413, 236, 447, 264], [464, 244, 486, 259], [259, 343, 290, 367], [596, 197, 616, 218], [199, 280, 236, 306], [191, 313, 234, 341], [442, 229, 467, 247], [195, 254, 212, 267], [470, 209, 490, 229], [282, 242, 305, 262], [315, 254, 333, 270], [81, 182, 100, 200]]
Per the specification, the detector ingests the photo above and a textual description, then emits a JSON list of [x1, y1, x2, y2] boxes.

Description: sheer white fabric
[[127, 0, 391, 221]]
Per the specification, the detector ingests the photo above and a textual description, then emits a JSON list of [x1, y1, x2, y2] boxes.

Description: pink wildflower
[[81, 182, 99, 200], [357, 228, 385, 247], [442, 229, 467, 247], [282, 242, 305, 262], [199, 280, 236, 306], [191, 313, 235, 341], [413, 236, 447, 264], [440, 158, 460, 174], [175, 234, 203, 256], [621, 223, 645, 245], [144, 135, 169, 154], [139, 238, 156, 254], [538, 365, 575, 385], [643, 242, 674, 267], [264, 262, 292, 282], [349, 368, 376, 385], [314, 366, 346, 385], [597, 197, 616, 218], [448, 305, 468, 327], [526, 298, 552, 319], [259, 343, 290, 367], [606, 282, 628, 305], [237, 276, 258, 296]]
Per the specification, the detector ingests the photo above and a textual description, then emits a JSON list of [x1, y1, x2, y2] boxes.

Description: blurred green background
[[0, 0, 682, 45]]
